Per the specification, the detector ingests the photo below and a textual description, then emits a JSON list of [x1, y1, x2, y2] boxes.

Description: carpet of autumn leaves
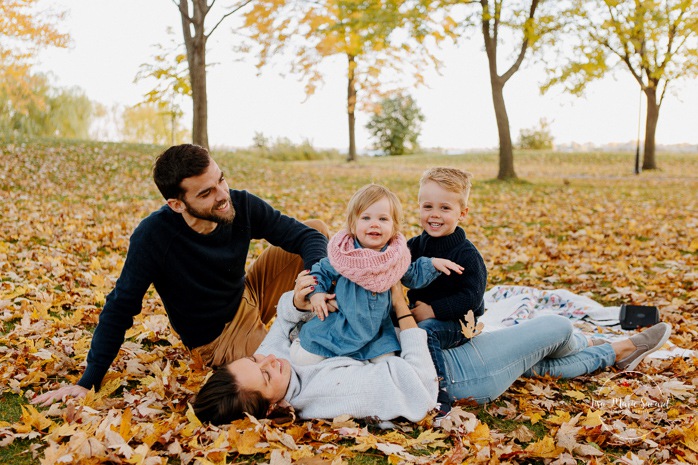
[[0, 139, 697, 465]]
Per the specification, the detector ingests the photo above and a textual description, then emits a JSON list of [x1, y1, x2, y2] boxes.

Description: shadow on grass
[[483, 177, 534, 186]]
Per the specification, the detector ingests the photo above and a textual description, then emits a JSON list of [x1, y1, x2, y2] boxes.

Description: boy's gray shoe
[[615, 322, 672, 371]]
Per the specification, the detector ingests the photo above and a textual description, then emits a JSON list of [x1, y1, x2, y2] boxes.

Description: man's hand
[[31, 385, 89, 407], [410, 301, 435, 322]]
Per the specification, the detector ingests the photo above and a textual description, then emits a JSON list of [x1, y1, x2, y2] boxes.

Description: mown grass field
[[0, 138, 696, 464]]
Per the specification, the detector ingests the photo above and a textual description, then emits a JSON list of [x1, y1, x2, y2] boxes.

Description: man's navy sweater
[[78, 189, 327, 390], [407, 227, 487, 321]]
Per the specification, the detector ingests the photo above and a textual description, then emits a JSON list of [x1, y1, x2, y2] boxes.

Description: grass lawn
[[1, 138, 696, 464]]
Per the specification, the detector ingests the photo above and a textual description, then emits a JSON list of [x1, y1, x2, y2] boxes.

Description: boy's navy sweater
[[407, 227, 487, 321], [78, 189, 327, 390]]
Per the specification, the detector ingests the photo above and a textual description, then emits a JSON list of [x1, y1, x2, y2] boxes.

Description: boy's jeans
[[418, 318, 468, 396], [441, 315, 616, 403]]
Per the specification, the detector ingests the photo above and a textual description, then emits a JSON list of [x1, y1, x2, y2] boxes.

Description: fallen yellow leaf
[[525, 435, 565, 458]]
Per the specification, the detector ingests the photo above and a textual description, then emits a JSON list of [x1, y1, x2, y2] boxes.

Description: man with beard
[[33, 144, 329, 405]]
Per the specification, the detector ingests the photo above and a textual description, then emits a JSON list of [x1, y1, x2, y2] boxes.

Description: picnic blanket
[[479, 285, 694, 361]]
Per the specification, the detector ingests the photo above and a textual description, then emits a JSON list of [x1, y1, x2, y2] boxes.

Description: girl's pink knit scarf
[[328, 230, 411, 293]]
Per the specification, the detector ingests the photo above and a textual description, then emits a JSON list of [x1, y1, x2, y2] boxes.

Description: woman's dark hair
[[193, 367, 270, 425], [153, 144, 211, 200]]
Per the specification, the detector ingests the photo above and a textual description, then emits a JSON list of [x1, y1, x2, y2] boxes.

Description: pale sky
[[35, 0, 698, 151]]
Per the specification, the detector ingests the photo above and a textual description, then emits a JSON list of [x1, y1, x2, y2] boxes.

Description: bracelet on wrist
[[397, 313, 415, 321]]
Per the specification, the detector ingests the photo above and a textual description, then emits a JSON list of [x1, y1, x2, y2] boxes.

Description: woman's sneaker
[[615, 322, 672, 371]]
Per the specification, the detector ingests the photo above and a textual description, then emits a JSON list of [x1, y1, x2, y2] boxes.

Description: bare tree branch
[[480, 0, 498, 81], [493, 0, 500, 45], [173, 0, 192, 25], [207, 0, 254, 38], [500, 0, 538, 84]]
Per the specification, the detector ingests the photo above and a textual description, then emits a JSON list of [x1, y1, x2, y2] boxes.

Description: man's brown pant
[[191, 219, 329, 367]]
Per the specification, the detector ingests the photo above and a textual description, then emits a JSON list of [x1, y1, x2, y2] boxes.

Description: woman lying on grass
[[193, 274, 672, 426]]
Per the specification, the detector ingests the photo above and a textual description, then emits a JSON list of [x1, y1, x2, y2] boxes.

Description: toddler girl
[[291, 184, 462, 365]]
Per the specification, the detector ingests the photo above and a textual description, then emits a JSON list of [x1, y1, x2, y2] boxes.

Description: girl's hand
[[432, 258, 463, 275], [310, 293, 329, 320], [326, 294, 337, 311], [293, 270, 316, 310]]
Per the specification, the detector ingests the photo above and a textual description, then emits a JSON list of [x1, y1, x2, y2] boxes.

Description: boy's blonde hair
[[419, 167, 473, 209], [345, 184, 403, 237]]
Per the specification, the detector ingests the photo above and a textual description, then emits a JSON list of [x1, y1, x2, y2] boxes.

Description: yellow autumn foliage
[[0, 140, 696, 464]]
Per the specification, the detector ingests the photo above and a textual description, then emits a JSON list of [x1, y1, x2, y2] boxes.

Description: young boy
[[406, 167, 488, 418]]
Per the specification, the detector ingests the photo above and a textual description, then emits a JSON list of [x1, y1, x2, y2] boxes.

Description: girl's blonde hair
[[344, 184, 403, 237]]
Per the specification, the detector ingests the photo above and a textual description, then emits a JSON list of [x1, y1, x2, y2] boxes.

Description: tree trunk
[[642, 86, 659, 170], [171, 110, 176, 146], [178, 0, 209, 149], [490, 77, 516, 180], [346, 53, 357, 162], [481, 0, 524, 181], [190, 37, 208, 148]]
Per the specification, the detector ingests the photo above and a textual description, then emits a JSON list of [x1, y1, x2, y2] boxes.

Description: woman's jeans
[[442, 314, 616, 403]]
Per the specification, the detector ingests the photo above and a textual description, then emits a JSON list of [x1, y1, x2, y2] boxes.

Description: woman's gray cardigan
[[257, 292, 439, 423]]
